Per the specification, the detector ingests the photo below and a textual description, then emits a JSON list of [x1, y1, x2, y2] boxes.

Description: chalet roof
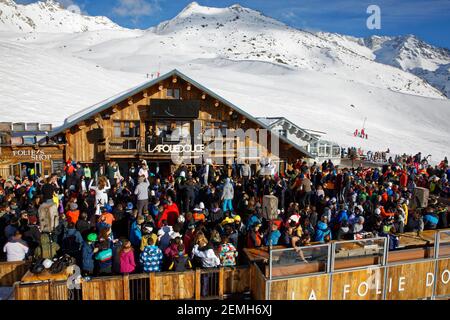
[[51, 69, 313, 158], [257, 117, 321, 142]]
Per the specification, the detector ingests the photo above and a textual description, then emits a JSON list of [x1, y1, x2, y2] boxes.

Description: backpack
[[173, 255, 192, 272], [50, 254, 75, 274], [96, 248, 112, 262], [30, 258, 45, 274], [36, 233, 59, 259]]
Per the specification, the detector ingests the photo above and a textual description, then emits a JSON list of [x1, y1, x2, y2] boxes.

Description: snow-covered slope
[[0, 39, 145, 124], [0, 1, 448, 161], [0, 0, 123, 33]]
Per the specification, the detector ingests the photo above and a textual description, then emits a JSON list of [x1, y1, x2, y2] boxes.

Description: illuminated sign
[[148, 144, 205, 153]]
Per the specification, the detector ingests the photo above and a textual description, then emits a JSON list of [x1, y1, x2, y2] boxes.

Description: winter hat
[[289, 215, 300, 224], [127, 202, 134, 210], [179, 171, 186, 178], [87, 233, 98, 242], [69, 203, 78, 211], [331, 197, 337, 204], [199, 202, 205, 210], [234, 215, 241, 222]]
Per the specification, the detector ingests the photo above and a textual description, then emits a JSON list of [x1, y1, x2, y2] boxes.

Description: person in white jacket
[[89, 176, 111, 215], [192, 242, 220, 296], [191, 243, 220, 268], [139, 160, 149, 179]]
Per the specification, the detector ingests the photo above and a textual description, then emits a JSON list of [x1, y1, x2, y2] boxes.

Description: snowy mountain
[[364, 35, 450, 98], [317, 32, 450, 98], [0, 1, 449, 161], [0, 0, 123, 32]]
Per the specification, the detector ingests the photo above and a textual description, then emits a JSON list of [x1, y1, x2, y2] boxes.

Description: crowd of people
[[0, 152, 449, 279]]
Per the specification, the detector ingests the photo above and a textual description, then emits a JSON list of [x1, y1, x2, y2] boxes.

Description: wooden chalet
[[50, 69, 312, 175]]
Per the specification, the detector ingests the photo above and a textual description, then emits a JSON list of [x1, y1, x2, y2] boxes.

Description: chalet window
[[113, 122, 121, 137], [13, 123, 26, 132], [52, 160, 65, 175], [167, 88, 180, 99], [124, 122, 130, 137], [278, 129, 287, 138], [152, 120, 191, 144], [26, 123, 39, 131], [23, 136, 37, 144], [113, 121, 140, 138]]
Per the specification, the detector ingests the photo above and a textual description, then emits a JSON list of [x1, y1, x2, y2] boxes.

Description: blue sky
[[16, 0, 450, 49]]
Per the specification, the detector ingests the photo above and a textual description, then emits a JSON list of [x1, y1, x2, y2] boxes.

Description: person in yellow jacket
[[400, 199, 409, 225]]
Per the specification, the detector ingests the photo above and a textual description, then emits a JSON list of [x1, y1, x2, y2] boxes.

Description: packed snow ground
[[0, 1, 449, 161]]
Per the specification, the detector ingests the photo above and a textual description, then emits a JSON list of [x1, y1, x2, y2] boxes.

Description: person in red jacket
[[247, 224, 262, 248], [380, 206, 395, 219], [66, 203, 80, 224], [157, 196, 180, 228], [400, 171, 408, 188]]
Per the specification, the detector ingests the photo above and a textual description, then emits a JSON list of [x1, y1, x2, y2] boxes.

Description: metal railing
[[266, 230, 450, 300]]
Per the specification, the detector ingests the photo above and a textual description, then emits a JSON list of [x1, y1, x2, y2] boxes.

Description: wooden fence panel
[[385, 261, 435, 300], [82, 277, 125, 300], [331, 267, 384, 300], [223, 267, 250, 294], [0, 261, 30, 286], [250, 264, 266, 300], [14, 282, 50, 300], [270, 274, 330, 300], [436, 259, 450, 297], [50, 281, 69, 300], [150, 271, 196, 300]]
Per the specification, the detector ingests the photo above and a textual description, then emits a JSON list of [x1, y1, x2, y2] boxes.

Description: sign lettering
[[148, 144, 205, 154], [12, 149, 52, 161]]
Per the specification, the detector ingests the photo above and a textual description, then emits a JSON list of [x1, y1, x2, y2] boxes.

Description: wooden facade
[[0, 145, 64, 178], [53, 70, 309, 172]]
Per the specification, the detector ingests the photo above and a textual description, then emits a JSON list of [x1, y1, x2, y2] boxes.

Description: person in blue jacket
[[315, 216, 332, 243], [265, 223, 281, 246], [81, 233, 98, 276], [130, 215, 145, 248], [423, 209, 439, 230]]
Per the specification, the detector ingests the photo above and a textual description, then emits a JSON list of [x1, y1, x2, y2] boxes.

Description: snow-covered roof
[[51, 69, 313, 158], [257, 117, 321, 142], [256, 117, 283, 127]]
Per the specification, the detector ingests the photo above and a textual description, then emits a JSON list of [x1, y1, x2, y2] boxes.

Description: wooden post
[[123, 274, 130, 300], [218, 268, 224, 300], [195, 268, 201, 300], [149, 272, 156, 300], [48, 281, 53, 300], [13, 282, 19, 300]]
